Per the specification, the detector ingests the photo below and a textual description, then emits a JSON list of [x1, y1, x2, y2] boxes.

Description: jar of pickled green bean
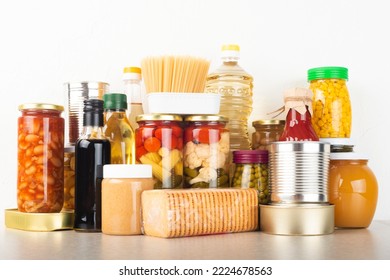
[[231, 150, 269, 204]]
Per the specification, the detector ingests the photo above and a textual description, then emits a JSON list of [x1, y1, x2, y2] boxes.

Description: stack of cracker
[[141, 188, 258, 238]]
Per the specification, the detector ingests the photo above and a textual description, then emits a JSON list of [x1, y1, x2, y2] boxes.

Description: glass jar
[[17, 103, 64, 213], [183, 115, 230, 188], [102, 164, 154, 235], [328, 153, 378, 228], [63, 146, 75, 210], [308, 66, 352, 138], [135, 114, 183, 189], [231, 150, 269, 204], [252, 119, 285, 151]]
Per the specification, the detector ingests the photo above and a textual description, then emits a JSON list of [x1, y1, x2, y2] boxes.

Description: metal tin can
[[64, 81, 109, 145], [252, 119, 285, 151], [17, 103, 64, 213], [183, 115, 230, 188], [135, 114, 183, 189], [231, 150, 269, 204], [269, 141, 330, 204]]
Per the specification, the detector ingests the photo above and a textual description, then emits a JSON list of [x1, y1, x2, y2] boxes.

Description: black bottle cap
[[83, 99, 104, 126]]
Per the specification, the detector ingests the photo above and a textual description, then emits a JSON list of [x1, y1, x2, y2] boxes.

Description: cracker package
[[141, 188, 259, 238]]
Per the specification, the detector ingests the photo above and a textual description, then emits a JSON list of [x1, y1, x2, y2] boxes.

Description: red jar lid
[[233, 150, 268, 163]]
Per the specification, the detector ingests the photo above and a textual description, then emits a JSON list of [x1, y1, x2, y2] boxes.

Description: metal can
[[135, 114, 183, 189], [183, 115, 230, 188], [252, 119, 285, 151], [17, 103, 64, 213], [64, 81, 109, 145]]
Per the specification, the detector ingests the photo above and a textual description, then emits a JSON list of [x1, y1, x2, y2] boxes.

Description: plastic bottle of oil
[[103, 93, 136, 164], [205, 44, 253, 152], [123, 66, 144, 130]]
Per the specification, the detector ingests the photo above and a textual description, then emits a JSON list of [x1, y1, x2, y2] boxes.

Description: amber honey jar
[[17, 103, 64, 213], [329, 153, 378, 228]]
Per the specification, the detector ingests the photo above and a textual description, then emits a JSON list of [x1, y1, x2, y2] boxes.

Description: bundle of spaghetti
[[141, 55, 210, 93]]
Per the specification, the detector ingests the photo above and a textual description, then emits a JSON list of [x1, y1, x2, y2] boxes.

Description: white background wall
[[0, 0, 389, 222]]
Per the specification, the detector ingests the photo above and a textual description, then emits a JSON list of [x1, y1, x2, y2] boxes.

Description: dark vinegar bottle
[[74, 99, 111, 232]]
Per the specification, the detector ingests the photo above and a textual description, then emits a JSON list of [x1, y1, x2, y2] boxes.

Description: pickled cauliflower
[[189, 167, 218, 184]]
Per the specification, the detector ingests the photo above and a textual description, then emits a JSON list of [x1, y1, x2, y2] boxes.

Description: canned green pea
[[231, 150, 269, 204]]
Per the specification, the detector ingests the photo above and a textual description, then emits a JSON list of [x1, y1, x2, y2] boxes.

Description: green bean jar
[[231, 150, 269, 204]]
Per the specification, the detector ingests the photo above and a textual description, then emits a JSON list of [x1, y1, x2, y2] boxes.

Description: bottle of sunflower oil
[[205, 44, 253, 152], [103, 93, 136, 164]]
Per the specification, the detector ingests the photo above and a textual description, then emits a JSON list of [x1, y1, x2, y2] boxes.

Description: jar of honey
[[308, 66, 352, 138], [328, 153, 378, 228], [17, 103, 64, 213]]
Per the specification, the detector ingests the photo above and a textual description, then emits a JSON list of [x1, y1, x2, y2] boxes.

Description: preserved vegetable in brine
[[17, 104, 64, 213]]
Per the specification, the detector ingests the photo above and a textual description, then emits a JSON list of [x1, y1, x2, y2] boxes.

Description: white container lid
[[320, 138, 355, 146], [103, 164, 152, 178], [330, 152, 368, 160]]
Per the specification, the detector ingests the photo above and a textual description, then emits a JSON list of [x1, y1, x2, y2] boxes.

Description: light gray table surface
[[1, 219, 389, 260]]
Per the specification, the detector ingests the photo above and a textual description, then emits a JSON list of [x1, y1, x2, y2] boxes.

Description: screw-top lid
[[330, 152, 368, 161], [103, 164, 152, 179], [103, 93, 127, 110], [18, 103, 64, 112], [233, 150, 268, 164], [307, 66, 348, 81], [123, 66, 142, 80], [83, 99, 104, 126], [252, 119, 285, 127], [221, 44, 240, 61]]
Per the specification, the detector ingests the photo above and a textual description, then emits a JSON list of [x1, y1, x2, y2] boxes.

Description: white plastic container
[[146, 92, 221, 115]]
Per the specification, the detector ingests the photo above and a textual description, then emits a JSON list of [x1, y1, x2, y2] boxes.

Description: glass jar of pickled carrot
[[328, 153, 378, 228], [308, 66, 352, 138], [17, 103, 64, 213], [183, 115, 230, 188], [135, 114, 183, 189]]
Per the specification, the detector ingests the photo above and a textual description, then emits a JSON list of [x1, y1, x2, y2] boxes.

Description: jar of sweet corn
[[328, 153, 378, 228], [308, 66, 352, 138], [231, 150, 269, 204]]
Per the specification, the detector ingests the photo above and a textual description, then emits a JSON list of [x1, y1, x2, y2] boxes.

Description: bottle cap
[[103, 164, 153, 179], [103, 93, 127, 110], [307, 66, 348, 81], [83, 99, 104, 126], [233, 150, 268, 164], [123, 66, 142, 80], [221, 44, 240, 60]]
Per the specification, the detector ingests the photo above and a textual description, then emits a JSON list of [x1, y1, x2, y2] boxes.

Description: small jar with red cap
[[231, 150, 269, 204]]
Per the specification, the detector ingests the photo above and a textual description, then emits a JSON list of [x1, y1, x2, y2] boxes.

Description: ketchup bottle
[[279, 88, 319, 141]]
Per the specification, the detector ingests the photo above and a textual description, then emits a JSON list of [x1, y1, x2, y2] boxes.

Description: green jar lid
[[103, 93, 127, 110], [307, 66, 348, 81]]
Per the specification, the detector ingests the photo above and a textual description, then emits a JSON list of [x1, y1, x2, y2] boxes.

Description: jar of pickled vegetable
[[231, 150, 269, 204], [17, 103, 64, 213], [183, 115, 230, 188], [328, 153, 378, 228], [135, 114, 183, 189], [308, 66, 352, 138], [252, 120, 285, 151], [63, 146, 75, 210]]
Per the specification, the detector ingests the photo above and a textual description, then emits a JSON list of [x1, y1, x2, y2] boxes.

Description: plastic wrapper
[[141, 188, 258, 238]]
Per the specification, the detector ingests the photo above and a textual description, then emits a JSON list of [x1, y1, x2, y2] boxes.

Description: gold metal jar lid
[[252, 119, 285, 127], [136, 114, 183, 122], [5, 209, 74, 231], [18, 103, 64, 112], [184, 115, 228, 122], [260, 204, 334, 235]]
